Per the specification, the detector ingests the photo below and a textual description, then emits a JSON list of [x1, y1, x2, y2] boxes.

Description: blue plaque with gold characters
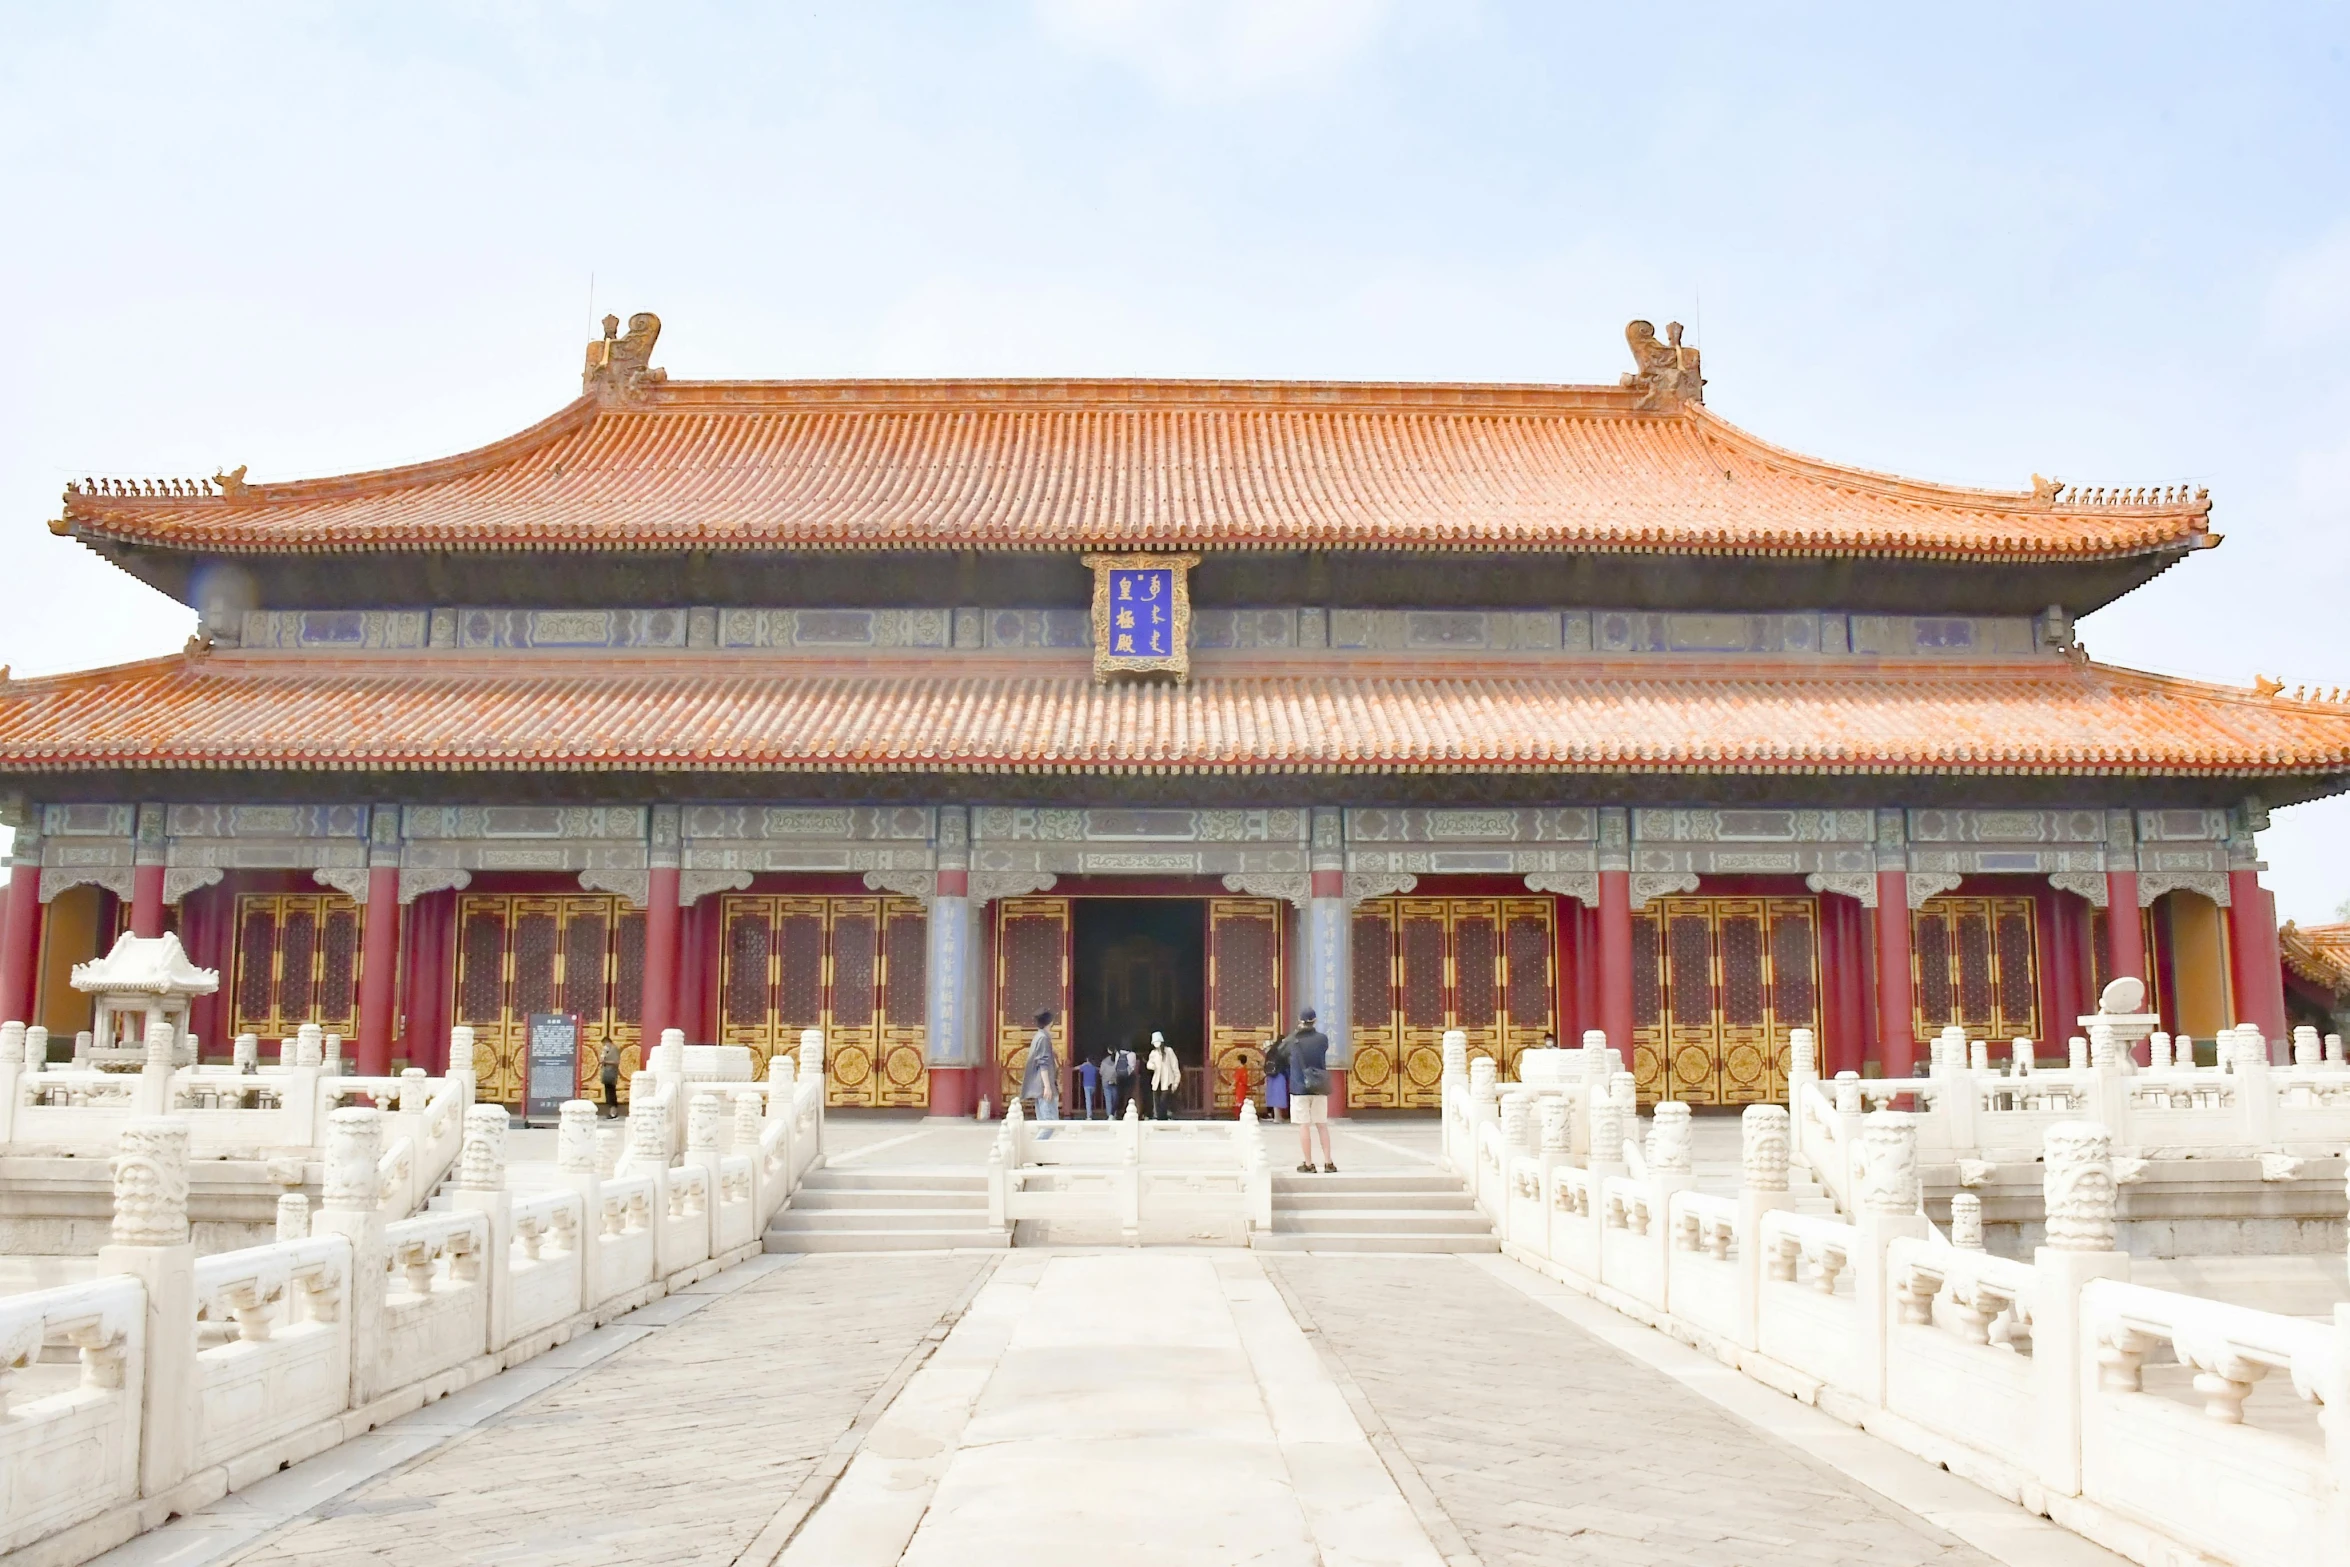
[[1084, 552, 1198, 683]]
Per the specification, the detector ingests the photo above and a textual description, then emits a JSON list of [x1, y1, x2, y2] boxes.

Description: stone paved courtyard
[[94, 1119, 2126, 1567]]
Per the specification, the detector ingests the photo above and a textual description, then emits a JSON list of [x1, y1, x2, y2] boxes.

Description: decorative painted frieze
[[1345, 808, 1594, 843], [42, 803, 135, 837], [166, 804, 369, 840], [1348, 846, 1595, 877], [1189, 608, 1302, 650], [1632, 808, 1871, 843], [1848, 616, 2036, 657], [717, 607, 953, 650], [1329, 609, 1568, 652], [2135, 808, 2229, 843], [975, 808, 1306, 844], [682, 805, 932, 842], [1590, 611, 1841, 655], [237, 609, 430, 650], [402, 806, 647, 841], [2137, 870, 2231, 906], [1907, 808, 2107, 844]]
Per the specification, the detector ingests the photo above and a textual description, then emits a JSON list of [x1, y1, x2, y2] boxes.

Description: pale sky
[[3, 2, 2348, 915]]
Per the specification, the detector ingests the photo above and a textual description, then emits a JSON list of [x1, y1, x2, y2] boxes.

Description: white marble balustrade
[[0, 1029, 830, 1566], [1445, 1053, 2350, 1567]]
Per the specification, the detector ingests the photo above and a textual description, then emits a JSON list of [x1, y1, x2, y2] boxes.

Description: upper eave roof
[[0, 649, 2339, 782], [52, 375, 2215, 565]]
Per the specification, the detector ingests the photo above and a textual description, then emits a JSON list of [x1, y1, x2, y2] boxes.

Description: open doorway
[[1072, 899, 1207, 1115]]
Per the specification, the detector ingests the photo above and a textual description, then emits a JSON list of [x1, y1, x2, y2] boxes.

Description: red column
[[356, 865, 401, 1074], [2105, 871, 2144, 987], [1874, 870, 1914, 1079], [1598, 869, 1632, 1058], [0, 862, 40, 1024], [642, 867, 681, 1046], [130, 865, 166, 939], [2227, 870, 2286, 1048]]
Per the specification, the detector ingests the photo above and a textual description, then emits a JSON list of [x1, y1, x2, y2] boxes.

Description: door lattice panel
[[1208, 898, 1282, 1113], [230, 893, 364, 1044], [716, 894, 929, 1107], [1912, 896, 2039, 1043], [1347, 898, 1557, 1108], [452, 894, 644, 1107], [995, 898, 1071, 1108], [1632, 897, 1820, 1106]]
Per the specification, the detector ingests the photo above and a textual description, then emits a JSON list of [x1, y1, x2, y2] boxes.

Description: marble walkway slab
[[781, 1250, 1447, 1567]]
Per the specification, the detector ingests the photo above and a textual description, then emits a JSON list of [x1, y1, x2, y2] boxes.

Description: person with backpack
[[1262, 1029, 1290, 1123], [1286, 1008, 1335, 1173], [1108, 1041, 1137, 1118]]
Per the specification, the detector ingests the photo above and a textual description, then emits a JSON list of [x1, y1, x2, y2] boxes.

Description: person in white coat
[[1147, 1031, 1181, 1120]]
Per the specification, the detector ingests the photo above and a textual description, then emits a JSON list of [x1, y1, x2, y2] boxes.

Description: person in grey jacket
[[1021, 1010, 1061, 1121]]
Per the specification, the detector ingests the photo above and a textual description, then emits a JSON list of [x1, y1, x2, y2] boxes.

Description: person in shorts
[[1286, 1008, 1335, 1173]]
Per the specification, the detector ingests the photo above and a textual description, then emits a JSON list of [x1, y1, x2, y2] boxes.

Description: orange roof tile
[[55, 380, 2213, 563], [1, 651, 2341, 779], [2279, 921, 2350, 995]]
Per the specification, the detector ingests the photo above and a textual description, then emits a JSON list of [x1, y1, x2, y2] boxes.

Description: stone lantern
[[70, 932, 220, 1069]]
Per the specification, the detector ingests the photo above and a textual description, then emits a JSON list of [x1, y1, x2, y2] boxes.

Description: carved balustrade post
[[276, 1190, 311, 1241], [1948, 1191, 1983, 1251], [446, 1103, 516, 1352], [2033, 1120, 2131, 1498], [99, 1118, 198, 1493], [312, 1107, 390, 1402], [550, 1099, 604, 1318], [1849, 1111, 1927, 1406], [1734, 1104, 1794, 1349]]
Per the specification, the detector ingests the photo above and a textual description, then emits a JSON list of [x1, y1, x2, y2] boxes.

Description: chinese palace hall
[[4, 312, 2348, 1118]]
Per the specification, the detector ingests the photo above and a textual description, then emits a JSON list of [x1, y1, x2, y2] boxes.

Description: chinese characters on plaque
[[1083, 552, 1198, 683]]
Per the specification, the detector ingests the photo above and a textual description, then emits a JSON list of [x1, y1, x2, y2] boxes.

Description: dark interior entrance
[[1072, 899, 1207, 1115]]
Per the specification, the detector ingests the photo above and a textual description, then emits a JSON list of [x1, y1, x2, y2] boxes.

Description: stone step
[[1268, 1172, 1468, 1195], [1252, 1230, 1500, 1254], [787, 1188, 989, 1211], [1270, 1211, 1495, 1235], [797, 1169, 987, 1192], [771, 1208, 992, 1231], [1272, 1190, 1479, 1213], [764, 1227, 1010, 1253]]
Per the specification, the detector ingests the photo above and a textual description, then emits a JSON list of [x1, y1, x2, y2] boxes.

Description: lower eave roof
[[0, 650, 2345, 784]]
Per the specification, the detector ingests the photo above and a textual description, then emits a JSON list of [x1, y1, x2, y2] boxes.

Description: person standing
[[1147, 1031, 1181, 1120], [1022, 1010, 1061, 1121], [1263, 1029, 1290, 1123], [599, 1039, 622, 1118], [1114, 1041, 1139, 1118], [1287, 1008, 1335, 1173], [1078, 1050, 1102, 1120]]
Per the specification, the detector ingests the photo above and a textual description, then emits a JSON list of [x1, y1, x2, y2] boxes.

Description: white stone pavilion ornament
[[70, 931, 220, 1069], [1082, 552, 1199, 684]]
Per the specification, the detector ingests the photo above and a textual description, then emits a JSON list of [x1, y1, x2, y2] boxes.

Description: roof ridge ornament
[[1621, 319, 1703, 410], [583, 311, 667, 404]]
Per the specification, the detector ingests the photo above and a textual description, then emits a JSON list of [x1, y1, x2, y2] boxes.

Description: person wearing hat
[[1286, 1007, 1335, 1173]]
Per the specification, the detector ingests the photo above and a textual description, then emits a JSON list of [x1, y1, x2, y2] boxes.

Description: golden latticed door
[[877, 899, 930, 1107], [231, 892, 363, 1043], [1913, 896, 2038, 1042], [1207, 897, 1281, 1113], [453, 893, 643, 1107], [995, 898, 1071, 1108], [1394, 900, 1450, 1108], [1499, 899, 1556, 1076], [716, 894, 928, 1107], [1347, 902, 1401, 1108], [1634, 896, 1820, 1106], [1355, 896, 1559, 1107]]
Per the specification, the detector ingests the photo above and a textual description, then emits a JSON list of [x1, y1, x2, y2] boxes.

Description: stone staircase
[[1252, 1169, 1498, 1253], [1691, 1156, 1840, 1217], [764, 1167, 1011, 1253]]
